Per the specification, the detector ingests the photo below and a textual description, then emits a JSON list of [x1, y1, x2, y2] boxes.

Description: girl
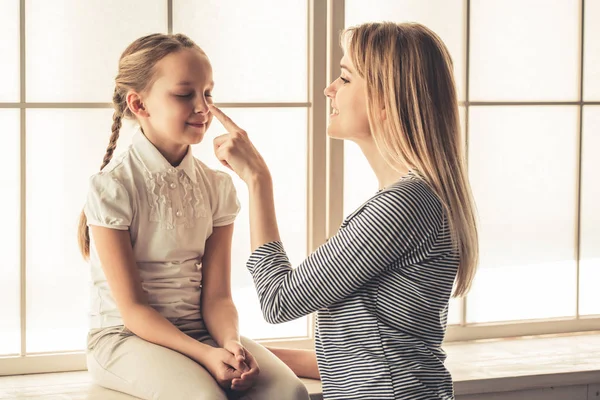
[[78, 33, 309, 400], [212, 22, 479, 400]]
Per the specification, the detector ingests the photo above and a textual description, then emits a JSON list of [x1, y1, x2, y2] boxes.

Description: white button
[[169, 168, 176, 174], [170, 183, 177, 189], [176, 210, 183, 217]]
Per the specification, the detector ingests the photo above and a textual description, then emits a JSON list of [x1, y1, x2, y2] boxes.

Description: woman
[[213, 22, 478, 400]]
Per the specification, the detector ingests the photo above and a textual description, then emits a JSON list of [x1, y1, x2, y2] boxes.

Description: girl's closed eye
[[340, 76, 350, 84], [175, 92, 194, 99]]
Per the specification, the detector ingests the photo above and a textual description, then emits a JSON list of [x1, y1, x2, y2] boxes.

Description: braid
[[78, 88, 125, 259], [101, 89, 125, 170]]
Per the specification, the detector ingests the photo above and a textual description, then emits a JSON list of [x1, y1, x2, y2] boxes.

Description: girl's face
[[138, 48, 214, 150], [323, 53, 371, 142]]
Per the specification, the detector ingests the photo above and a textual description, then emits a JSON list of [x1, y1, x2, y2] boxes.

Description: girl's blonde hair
[[78, 33, 201, 259], [344, 22, 478, 297]]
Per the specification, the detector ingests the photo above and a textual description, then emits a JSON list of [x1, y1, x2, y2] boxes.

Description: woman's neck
[[355, 137, 409, 191]]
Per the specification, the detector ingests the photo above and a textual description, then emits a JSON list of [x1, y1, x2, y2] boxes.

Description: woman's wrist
[[247, 170, 272, 189]]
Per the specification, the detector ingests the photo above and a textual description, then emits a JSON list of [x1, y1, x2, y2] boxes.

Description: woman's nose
[[324, 82, 336, 98]]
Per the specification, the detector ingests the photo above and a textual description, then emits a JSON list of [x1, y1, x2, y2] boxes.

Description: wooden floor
[[2, 332, 600, 399]]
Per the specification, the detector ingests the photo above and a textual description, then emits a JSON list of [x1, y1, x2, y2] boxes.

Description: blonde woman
[[213, 22, 478, 400]]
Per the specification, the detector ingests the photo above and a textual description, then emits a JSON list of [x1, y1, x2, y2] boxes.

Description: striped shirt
[[247, 171, 458, 399]]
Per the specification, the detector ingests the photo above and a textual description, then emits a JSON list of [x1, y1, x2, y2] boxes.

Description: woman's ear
[[126, 91, 149, 118], [380, 108, 387, 121]]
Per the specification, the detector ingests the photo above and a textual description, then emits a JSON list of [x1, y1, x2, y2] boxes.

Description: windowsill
[[2, 332, 600, 399], [302, 331, 600, 399]]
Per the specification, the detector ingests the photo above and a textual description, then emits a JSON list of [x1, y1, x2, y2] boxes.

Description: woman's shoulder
[[369, 173, 445, 223]]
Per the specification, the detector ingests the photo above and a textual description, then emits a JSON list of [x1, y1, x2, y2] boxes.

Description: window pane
[[26, 0, 166, 102], [0, 0, 19, 102], [448, 297, 461, 326], [467, 106, 578, 323], [195, 108, 308, 339], [173, 0, 307, 103], [343, 141, 377, 218], [26, 109, 136, 352], [584, 0, 600, 100], [0, 110, 20, 355], [345, 0, 466, 101], [470, 0, 579, 101], [580, 106, 600, 315]]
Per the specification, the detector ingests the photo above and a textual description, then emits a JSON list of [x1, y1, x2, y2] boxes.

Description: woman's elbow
[[261, 301, 296, 324]]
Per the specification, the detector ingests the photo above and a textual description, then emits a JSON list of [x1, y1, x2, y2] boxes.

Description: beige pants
[[86, 323, 310, 400]]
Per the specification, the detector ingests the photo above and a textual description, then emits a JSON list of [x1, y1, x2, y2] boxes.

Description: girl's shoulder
[[191, 156, 236, 189], [87, 147, 137, 191], [95, 146, 134, 177]]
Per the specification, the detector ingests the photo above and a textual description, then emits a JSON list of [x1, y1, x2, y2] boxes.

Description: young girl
[[212, 22, 479, 400], [78, 33, 309, 400]]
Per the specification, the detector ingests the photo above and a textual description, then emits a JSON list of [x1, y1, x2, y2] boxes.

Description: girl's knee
[[289, 379, 310, 400], [267, 376, 310, 400]]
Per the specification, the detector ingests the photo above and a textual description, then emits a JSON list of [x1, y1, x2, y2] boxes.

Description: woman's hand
[[210, 104, 271, 185], [223, 339, 260, 392]]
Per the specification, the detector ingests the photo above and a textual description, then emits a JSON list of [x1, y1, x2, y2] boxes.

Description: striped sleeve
[[246, 182, 445, 324]]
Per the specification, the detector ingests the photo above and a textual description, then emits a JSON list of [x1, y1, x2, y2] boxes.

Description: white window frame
[[1, 0, 600, 377]]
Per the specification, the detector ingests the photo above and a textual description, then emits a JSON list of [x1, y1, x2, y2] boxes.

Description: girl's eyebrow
[[175, 81, 215, 88]]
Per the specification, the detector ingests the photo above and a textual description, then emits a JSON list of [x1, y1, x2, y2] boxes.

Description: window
[[1, 0, 312, 375], [1, 0, 599, 376], [342, 0, 600, 341]]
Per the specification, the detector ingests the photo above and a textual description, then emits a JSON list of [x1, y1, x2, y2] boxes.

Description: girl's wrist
[[190, 341, 214, 365]]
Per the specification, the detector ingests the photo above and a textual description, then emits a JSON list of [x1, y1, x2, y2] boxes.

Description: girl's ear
[[380, 108, 387, 121], [126, 90, 149, 118]]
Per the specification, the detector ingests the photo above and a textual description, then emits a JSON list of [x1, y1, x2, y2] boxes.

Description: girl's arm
[[266, 347, 320, 379], [91, 226, 242, 371], [201, 224, 241, 348]]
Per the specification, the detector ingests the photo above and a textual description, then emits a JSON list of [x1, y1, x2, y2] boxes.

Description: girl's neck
[[142, 129, 189, 167]]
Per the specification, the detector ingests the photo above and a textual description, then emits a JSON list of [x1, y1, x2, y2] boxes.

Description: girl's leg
[[87, 326, 227, 400], [237, 336, 310, 400]]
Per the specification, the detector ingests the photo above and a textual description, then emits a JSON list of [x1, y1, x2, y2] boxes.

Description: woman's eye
[[205, 92, 213, 98], [340, 77, 350, 84], [175, 93, 193, 98]]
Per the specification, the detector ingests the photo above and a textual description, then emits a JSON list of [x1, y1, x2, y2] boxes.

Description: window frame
[[2, 0, 600, 377]]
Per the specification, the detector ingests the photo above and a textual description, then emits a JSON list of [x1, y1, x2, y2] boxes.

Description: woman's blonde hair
[[344, 22, 478, 297], [77, 33, 201, 259]]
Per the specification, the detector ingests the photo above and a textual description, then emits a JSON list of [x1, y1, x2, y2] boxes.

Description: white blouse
[[84, 129, 240, 329]]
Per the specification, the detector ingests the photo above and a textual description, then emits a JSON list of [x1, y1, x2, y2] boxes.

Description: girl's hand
[[224, 341, 260, 392], [201, 346, 247, 390], [210, 104, 271, 185]]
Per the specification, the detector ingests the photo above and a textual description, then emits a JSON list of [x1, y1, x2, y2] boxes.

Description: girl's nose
[[195, 98, 209, 114]]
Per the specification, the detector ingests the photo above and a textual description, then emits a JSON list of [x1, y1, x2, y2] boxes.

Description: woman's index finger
[[209, 104, 242, 133]]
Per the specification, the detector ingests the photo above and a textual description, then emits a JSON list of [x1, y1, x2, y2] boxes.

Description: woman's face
[[323, 53, 371, 142]]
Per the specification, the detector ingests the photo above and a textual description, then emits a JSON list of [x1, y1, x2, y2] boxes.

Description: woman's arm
[[91, 226, 224, 367], [201, 224, 241, 347], [211, 105, 443, 324], [267, 347, 320, 379]]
